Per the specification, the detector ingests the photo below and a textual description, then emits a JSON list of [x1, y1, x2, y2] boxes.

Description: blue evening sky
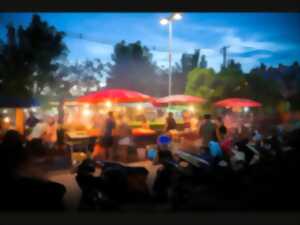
[[1, 13, 300, 72]]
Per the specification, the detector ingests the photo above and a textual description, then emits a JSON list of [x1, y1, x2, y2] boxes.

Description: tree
[[249, 61, 300, 110], [199, 55, 207, 68], [185, 68, 222, 113], [180, 49, 200, 74], [167, 49, 201, 95], [216, 59, 248, 98], [0, 14, 67, 99], [106, 41, 159, 95], [245, 72, 282, 108], [62, 59, 106, 96], [0, 24, 32, 97], [250, 63, 267, 77]]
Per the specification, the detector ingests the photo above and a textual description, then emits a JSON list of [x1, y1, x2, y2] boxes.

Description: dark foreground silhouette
[[0, 128, 300, 212], [0, 130, 66, 211]]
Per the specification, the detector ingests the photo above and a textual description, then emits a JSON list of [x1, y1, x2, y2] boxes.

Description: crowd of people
[[0, 107, 300, 211]]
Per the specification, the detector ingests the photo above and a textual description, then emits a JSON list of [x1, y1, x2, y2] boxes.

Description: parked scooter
[[73, 158, 150, 211], [148, 141, 217, 210]]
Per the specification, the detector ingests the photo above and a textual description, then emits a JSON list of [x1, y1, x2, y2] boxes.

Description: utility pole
[[160, 13, 182, 110], [220, 46, 230, 69]]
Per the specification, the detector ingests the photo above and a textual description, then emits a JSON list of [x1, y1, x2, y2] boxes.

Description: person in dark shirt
[[164, 112, 177, 132], [102, 111, 116, 160], [26, 111, 40, 129], [199, 114, 217, 147], [216, 116, 227, 142]]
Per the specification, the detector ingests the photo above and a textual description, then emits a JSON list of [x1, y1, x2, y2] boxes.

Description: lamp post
[[160, 13, 182, 105]]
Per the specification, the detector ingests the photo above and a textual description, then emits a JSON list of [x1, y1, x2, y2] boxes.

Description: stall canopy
[[214, 98, 262, 108], [154, 95, 205, 106], [76, 88, 154, 104], [0, 96, 40, 108], [0, 96, 40, 134]]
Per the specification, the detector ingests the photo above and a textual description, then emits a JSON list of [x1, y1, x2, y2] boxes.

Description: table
[[132, 128, 156, 136], [65, 129, 159, 161], [132, 128, 158, 148], [66, 131, 93, 153]]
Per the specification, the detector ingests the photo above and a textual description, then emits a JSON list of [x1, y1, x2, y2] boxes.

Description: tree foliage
[[59, 59, 106, 96], [180, 49, 200, 74], [184, 59, 299, 112], [199, 55, 207, 69], [216, 60, 248, 98], [0, 14, 67, 98], [106, 41, 159, 95]]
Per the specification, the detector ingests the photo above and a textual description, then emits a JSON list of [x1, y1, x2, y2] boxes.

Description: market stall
[[214, 98, 262, 134], [64, 89, 158, 154], [0, 96, 40, 136], [154, 94, 206, 151]]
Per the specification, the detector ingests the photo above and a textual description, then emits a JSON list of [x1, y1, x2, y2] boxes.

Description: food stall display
[[0, 96, 40, 135], [63, 89, 158, 152]]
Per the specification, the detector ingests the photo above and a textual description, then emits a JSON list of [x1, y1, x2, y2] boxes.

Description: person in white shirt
[[28, 121, 48, 141], [28, 116, 57, 149], [44, 117, 57, 148]]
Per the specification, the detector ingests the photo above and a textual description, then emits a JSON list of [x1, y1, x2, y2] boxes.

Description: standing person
[[182, 110, 191, 130], [117, 114, 133, 162], [25, 111, 40, 137], [218, 125, 233, 156], [141, 115, 150, 129], [28, 117, 49, 142], [215, 116, 227, 142], [102, 111, 116, 160], [164, 112, 177, 132], [190, 115, 199, 132], [26, 111, 40, 130], [44, 117, 57, 149], [199, 114, 216, 147]]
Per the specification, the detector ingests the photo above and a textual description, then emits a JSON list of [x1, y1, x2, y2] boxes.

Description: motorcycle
[[73, 158, 150, 211], [148, 146, 220, 210]]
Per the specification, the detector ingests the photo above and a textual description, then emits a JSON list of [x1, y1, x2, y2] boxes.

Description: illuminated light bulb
[[82, 108, 91, 117], [4, 117, 10, 123], [189, 105, 195, 112], [160, 18, 169, 25], [105, 101, 112, 108], [31, 107, 37, 112], [173, 13, 182, 20], [244, 107, 249, 113], [137, 104, 143, 111], [3, 109, 8, 114]]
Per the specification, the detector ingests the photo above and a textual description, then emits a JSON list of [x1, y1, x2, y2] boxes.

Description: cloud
[[63, 16, 299, 73], [231, 49, 273, 58], [180, 23, 235, 35], [66, 37, 113, 63], [221, 33, 287, 54]]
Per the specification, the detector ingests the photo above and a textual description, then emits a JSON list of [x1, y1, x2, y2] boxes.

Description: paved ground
[[47, 160, 160, 211]]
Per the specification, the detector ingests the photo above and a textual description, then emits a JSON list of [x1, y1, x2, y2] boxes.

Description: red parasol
[[154, 95, 205, 106], [76, 88, 154, 104], [214, 98, 262, 108]]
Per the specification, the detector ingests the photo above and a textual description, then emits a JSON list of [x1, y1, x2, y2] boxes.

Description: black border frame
[[0, 0, 300, 224], [1, 212, 300, 225], [0, 0, 300, 12]]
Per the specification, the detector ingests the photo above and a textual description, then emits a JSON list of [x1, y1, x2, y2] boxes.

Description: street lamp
[[160, 13, 182, 102]]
